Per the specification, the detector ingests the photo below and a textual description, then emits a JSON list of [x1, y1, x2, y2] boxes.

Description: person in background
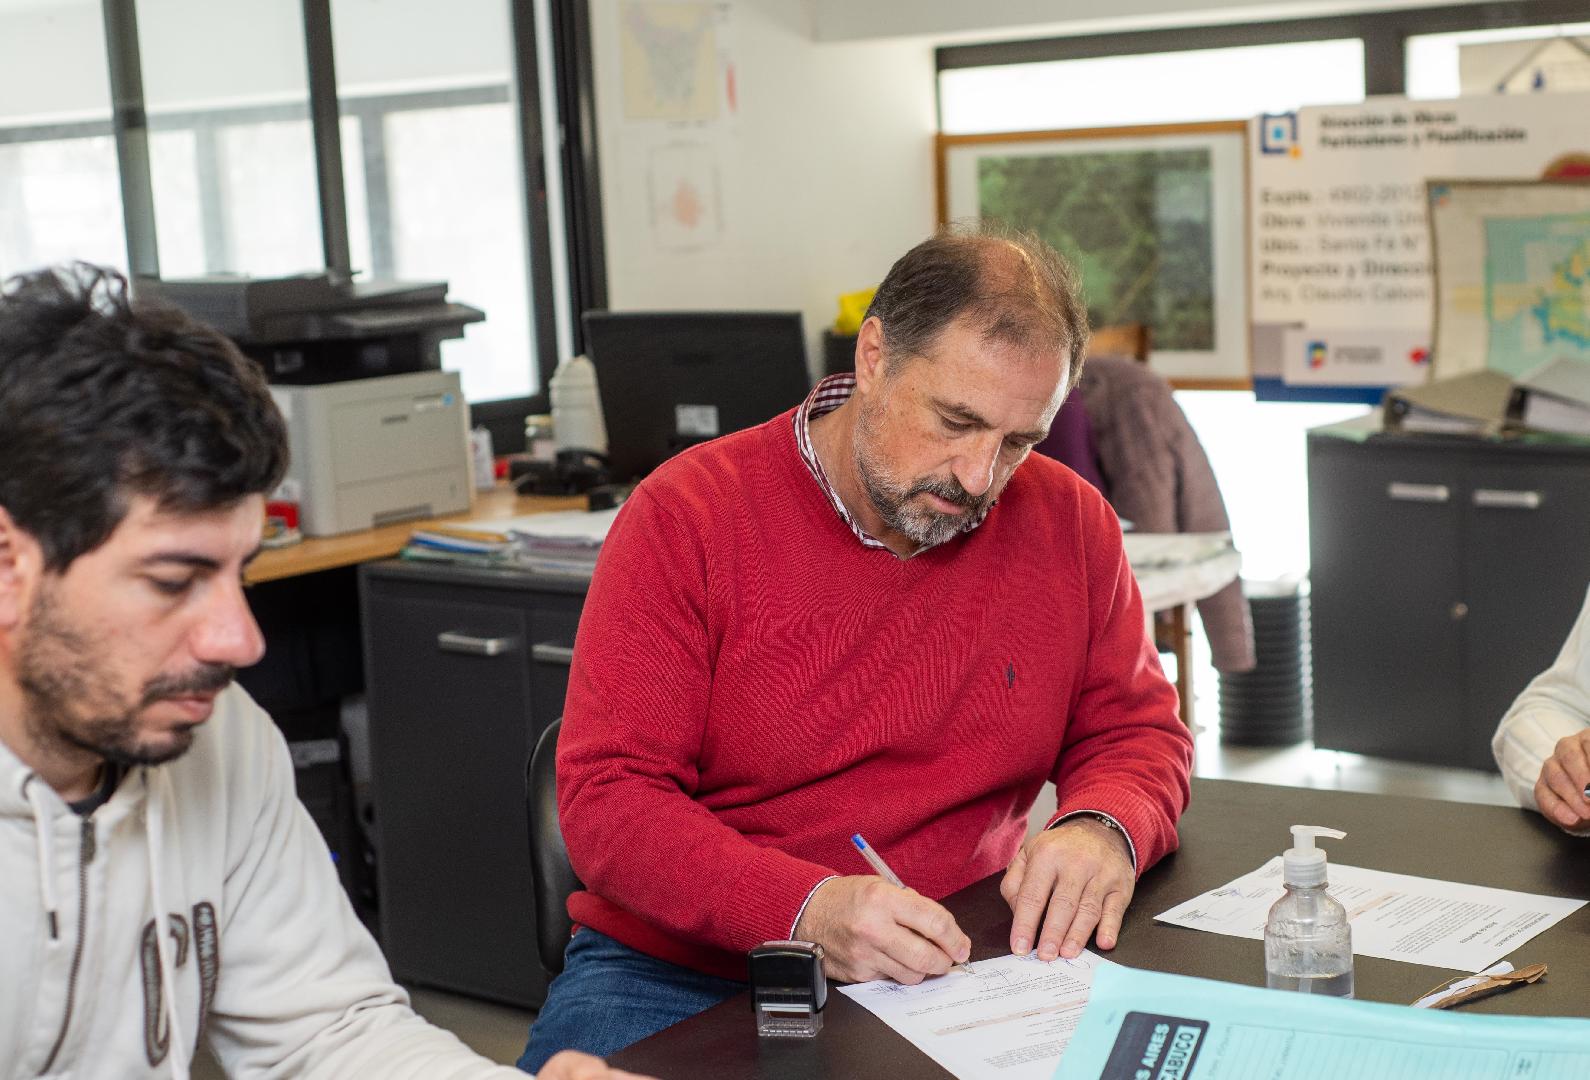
[[520, 224, 1193, 1070], [1494, 584, 1590, 834], [0, 265, 648, 1080]]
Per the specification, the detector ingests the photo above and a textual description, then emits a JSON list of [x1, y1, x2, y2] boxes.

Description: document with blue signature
[[841, 951, 1104, 1079], [1056, 963, 1590, 1079]]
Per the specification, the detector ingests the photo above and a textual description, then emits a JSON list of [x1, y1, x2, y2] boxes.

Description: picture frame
[[938, 121, 1251, 388]]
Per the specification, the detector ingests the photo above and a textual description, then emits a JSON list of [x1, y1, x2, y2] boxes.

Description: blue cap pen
[[850, 833, 974, 973]]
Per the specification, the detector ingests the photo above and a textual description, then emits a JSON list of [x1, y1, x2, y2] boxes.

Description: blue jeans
[[517, 929, 747, 1072]]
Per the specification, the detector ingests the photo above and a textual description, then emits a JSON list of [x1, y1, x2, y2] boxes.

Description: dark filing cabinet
[[359, 560, 590, 1007], [1307, 428, 1590, 771]]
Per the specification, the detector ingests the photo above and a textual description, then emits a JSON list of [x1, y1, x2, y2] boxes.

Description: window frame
[[79, 0, 594, 443], [934, 0, 1590, 122]]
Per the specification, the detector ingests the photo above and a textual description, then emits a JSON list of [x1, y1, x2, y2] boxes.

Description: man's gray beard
[[853, 401, 984, 549]]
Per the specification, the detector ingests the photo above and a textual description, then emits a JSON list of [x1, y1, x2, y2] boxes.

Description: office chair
[[525, 718, 583, 978]]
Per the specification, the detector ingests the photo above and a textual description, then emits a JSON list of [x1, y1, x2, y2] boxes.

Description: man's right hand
[[1536, 731, 1590, 830], [793, 875, 971, 984]]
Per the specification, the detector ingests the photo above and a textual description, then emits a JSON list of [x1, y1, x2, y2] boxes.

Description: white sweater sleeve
[[205, 703, 526, 1079], [1492, 585, 1590, 836]]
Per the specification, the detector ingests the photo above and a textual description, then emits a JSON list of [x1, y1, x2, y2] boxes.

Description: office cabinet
[[1307, 431, 1590, 771], [359, 560, 587, 1008]]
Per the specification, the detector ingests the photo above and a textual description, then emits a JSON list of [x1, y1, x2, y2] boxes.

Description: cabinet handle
[[1451, 602, 1469, 621], [1472, 488, 1542, 510], [1386, 482, 1449, 503], [531, 642, 576, 666], [436, 631, 519, 657]]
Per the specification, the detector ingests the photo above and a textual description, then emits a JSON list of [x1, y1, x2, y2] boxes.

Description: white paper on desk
[[839, 951, 1105, 1080], [1155, 857, 1585, 972], [506, 507, 619, 543]]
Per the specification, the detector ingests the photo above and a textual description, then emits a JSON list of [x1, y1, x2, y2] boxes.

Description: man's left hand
[[1000, 817, 1134, 961]]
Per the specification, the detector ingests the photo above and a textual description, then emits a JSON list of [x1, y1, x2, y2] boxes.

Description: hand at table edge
[[1001, 816, 1135, 961]]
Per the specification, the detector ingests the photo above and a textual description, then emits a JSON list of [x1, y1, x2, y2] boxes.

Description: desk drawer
[[362, 587, 543, 1007], [528, 598, 582, 732]]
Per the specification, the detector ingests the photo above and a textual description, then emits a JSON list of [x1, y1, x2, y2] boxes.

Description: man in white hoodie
[[1493, 585, 1590, 835], [0, 265, 647, 1080]]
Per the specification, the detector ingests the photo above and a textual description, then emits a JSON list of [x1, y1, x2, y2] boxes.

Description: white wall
[[0, 0, 111, 124], [590, 0, 938, 370], [588, 0, 1466, 365]]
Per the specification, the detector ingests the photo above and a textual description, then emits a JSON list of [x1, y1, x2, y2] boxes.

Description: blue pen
[[851, 834, 974, 973]]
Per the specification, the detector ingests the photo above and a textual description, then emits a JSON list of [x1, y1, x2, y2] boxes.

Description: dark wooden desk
[[610, 778, 1590, 1079]]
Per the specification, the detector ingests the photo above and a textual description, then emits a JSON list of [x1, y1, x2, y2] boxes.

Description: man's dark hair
[[0, 264, 288, 571], [864, 222, 1090, 388]]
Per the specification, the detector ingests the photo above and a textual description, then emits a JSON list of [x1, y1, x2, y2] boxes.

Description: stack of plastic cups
[[1218, 577, 1312, 746]]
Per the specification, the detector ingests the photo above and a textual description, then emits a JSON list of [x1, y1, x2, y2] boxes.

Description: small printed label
[[676, 404, 720, 437], [1100, 1012, 1208, 1080]]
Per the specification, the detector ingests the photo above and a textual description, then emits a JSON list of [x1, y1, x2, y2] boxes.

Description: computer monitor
[[582, 310, 813, 482]]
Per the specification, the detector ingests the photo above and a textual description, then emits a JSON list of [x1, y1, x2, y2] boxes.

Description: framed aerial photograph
[[938, 121, 1250, 387]]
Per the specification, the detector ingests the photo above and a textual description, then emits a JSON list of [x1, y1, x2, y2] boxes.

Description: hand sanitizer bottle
[[1264, 825, 1353, 997]]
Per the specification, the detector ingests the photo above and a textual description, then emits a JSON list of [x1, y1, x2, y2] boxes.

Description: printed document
[[1057, 962, 1590, 1079], [1155, 857, 1584, 971], [840, 951, 1104, 1080]]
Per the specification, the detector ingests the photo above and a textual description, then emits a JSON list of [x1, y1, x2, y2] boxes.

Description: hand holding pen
[[851, 835, 975, 973], [791, 835, 973, 985]]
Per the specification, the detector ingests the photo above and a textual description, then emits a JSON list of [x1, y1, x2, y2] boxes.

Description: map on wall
[[621, 2, 722, 122], [978, 147, 1217, 351], [1430, 180, 1590, 377], [1484, 214, 1590, 376]]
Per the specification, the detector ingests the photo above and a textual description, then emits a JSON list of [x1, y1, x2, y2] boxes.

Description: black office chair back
[[526, 718, 583, 977]]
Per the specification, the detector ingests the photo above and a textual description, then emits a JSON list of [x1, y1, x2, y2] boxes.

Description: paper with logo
[[840, 951, 1105, 1079], [1154, 856, 1584, 972], [1055, 962, 1590, 1079]]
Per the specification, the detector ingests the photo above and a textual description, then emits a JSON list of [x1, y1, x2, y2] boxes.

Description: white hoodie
[[1493, 584, 1590, 836], [1, 684, 526, 1079]]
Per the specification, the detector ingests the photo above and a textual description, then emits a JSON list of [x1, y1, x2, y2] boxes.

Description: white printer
[[270, 370, 471, 536]]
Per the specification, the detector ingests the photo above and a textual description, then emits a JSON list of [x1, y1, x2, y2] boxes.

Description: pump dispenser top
[[1283, 826, 1345, 888]]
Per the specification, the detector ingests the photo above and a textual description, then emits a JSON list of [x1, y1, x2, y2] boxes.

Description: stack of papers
[[834, 858, 1587, 1080], [503, 508, 620, 575], [405, 508, 621, 575], [405, 526, 514, 566]]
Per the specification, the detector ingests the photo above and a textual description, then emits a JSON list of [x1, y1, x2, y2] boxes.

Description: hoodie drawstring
[[144, 769, 191, 1080], [22, 774, 62, 939]]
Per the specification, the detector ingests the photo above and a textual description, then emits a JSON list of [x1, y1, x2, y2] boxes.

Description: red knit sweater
[[558, 410, 1193, 980]]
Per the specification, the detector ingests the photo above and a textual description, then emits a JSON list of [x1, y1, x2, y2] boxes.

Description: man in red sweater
[[519, 226, 1194, 1071]]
